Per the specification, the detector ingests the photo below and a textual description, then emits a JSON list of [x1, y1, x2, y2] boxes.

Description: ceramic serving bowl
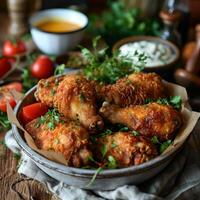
[[112, 36, 180, 73], [29, 9, 88, 55], [12, 85, 187, 190]]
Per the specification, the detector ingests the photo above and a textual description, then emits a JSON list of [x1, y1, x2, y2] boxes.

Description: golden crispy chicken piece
[[100, 102, 182, 141], [97, 72, 166, 107], [35, 74, 104, 132], [35, 76, 64, 107], [96, 132, 158, 167], [25, 118, 92, 167]]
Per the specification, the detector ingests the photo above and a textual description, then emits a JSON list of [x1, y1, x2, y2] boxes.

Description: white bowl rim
[[12, 85, 185, 178], [29, 8, 89, 35]]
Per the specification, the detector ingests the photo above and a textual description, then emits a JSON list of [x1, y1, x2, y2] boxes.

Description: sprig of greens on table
[[81, 36, 146, 84], [0, 111, 11, 132], [88, 0, 161, 45]]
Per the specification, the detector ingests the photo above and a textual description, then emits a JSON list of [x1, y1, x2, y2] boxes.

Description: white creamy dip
[[119, 41, 176, 67]]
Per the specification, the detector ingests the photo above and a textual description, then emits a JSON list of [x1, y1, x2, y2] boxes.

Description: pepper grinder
[[175, 25, 200, 87], [159, 9, 182, 47]]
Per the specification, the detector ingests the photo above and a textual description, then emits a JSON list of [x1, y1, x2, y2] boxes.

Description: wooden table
[[0, 12, 57, 200]]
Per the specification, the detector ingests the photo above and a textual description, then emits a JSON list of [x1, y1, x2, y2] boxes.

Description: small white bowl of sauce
[[29, 9, 88, 55]]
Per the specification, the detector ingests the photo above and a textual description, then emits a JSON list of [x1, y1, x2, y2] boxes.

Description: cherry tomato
[[0, 95, 16, 112], [31, 55, 54, 79], [0, 58, 12, 78], [2, 40, 26, 57], [21, 102, 49, 123], [3, 82, 23, 93]]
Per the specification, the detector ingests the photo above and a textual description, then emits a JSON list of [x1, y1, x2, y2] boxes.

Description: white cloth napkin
[[5, 123, 200, 200]]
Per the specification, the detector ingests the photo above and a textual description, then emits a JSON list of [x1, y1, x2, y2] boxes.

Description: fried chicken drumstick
[[100, 102, 182, 141], [25, 118, 92, 167], [35, 74, 104, 132], [97, 131, 158, 167], [97, 72, 166, 107]]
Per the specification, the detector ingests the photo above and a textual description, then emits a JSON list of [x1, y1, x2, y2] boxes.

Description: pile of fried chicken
[[25, 72, 182, 168]]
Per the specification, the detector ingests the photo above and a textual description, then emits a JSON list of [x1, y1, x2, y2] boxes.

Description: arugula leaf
[[160, 140, 172, 153]]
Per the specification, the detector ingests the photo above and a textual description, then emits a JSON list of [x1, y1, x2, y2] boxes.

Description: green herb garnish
[[111, 143, 117, 148], [54, 64, 65, 76], [81, 37, 145, 84], [35, 109, 61, 130], [160, 140, 172, 153], [119, 126, 129, 132], [88, 1, 161, 46], [0, 111, 11, 131], [131, 130, 140, 136], [107, 155, 117, 169], [101, 144, 108, 158], [145, 96, 182, 110], [22, 68, 37, 93], [151, 136, 173, 154]]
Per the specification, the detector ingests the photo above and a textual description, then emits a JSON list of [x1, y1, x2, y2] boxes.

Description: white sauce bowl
[[29, 9, 88, 55]]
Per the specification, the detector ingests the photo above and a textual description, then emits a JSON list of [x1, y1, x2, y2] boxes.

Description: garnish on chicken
[[100, 102, 182, 141], [96, 131, 158, 167], [25, 117, 92, 167], [35, 74, 104, 132], [97, 72, 166, 107]]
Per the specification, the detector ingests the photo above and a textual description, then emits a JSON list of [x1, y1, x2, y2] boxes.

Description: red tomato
[[31, 55, 54, 79], [2, 40, 26, 57], [0, 95, 16, 112], [0, 58, 12, 78], [22, 102, 48, 123], [3, 82, 23, 92]]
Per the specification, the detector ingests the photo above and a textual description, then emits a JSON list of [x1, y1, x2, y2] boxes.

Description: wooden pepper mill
[[175, 24, 200, 87], [7, 0, 42, 37]]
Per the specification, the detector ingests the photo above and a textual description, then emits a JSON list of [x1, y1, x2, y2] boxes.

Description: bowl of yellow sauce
[[29, 9, 88, 55]]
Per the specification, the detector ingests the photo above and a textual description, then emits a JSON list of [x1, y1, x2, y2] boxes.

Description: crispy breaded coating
[[97, 131, 158, 167], [35, 74, 104, 132], [25, 118, 92, 167], [97, 72, 166, 107], [100, 102, 182, 141], [35, 76, 64, 107]]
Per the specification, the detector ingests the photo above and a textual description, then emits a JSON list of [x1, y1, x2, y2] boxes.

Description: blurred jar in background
[[163, 0, 190, 44]]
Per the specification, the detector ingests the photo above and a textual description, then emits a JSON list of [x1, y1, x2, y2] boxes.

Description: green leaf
[[119, 126, 129, 132], [151, 136, 160, 144], [54, 64, 65, 76], [160, 140, 172, 153], [111, 142, 117, 148], [131, 130, 140, 136], [101, 144, 108, 158], [107, 155, 117, 169], [170, 96, 182, 110]]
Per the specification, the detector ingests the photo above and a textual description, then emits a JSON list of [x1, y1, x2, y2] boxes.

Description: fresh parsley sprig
[[35, 109, 61, 130], [145, 96, 182, 110], [0, 111, 11, 131], [81, 37, 145, 84], [151, 136, 172, 154]]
